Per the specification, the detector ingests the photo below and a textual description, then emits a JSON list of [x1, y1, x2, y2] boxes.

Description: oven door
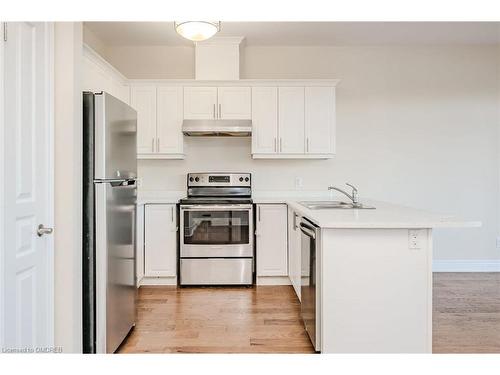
[[180, 204, 253, 258]]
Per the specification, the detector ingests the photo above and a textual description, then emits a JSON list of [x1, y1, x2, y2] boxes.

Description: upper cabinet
[[252, 85, 336, 159], [218, 87, 251, 119], [131, 85, 184, 159], [184, 86, 251, 120], [131, 85, 157, 155], [183, 87, 218, 119], [305, 87, 336, 155], [157, 86, 184, 156], [252, 87, 278, 154], [278, 87, 305, 154]]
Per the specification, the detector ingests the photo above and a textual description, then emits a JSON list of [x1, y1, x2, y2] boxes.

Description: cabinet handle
[[280, 138, 282, 152], [171, 206, 174, 222], [152, 138, 154, 152], [157, 138, 160, 151], [274, 137, 277, 152], [213, 104, 216, 119], [258, 206, 261, 221], [219, 103, 221, 119], [306, 137, 309, 153]]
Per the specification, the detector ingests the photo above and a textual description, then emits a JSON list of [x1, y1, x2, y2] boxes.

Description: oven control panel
[[187, 173, 251, 187]]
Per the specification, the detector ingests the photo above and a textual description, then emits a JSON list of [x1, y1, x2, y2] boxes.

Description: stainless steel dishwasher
[[300, 217, 321, 352]]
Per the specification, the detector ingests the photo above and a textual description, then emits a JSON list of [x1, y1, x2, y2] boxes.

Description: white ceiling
[[84, 22, 500, 47]]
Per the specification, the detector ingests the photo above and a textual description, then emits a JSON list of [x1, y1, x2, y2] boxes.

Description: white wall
[[106, 45, 194, 79], [95, 43, 500, 262], [54, 22, 83, 353]]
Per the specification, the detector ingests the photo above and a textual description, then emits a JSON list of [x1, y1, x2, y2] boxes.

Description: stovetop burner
[[181, 173, 253, 205]]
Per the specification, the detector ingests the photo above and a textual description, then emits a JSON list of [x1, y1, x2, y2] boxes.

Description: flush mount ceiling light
[[174, 21, 221, 42]]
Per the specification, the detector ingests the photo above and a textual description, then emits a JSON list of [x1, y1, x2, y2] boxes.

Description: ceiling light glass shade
[[174, 21, 221, 42]]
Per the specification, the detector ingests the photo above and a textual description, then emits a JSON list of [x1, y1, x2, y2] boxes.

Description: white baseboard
[[433, 260, 500, 272], [256, 276, 291, 285], [139, 276, 178, 286]]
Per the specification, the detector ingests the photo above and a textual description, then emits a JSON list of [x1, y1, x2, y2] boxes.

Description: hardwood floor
[[118, 285, 315, 353], [118, 273, 500, 354], [433, 272, 500, 353]]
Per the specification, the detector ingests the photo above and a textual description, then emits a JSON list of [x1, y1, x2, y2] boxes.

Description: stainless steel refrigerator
[[83, 92, 138, 353]]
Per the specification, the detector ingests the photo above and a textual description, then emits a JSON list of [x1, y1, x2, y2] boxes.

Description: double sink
[[299, 201, 375, 210]]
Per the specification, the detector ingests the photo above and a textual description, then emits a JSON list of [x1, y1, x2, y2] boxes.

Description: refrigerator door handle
[[94, 178, 138, 187]]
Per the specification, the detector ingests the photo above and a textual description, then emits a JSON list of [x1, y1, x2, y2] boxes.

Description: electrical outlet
[[295, 177, 303, 190], [408, 229, 424, 249]]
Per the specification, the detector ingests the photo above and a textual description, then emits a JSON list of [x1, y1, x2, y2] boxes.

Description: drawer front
[[180, 258, 253, 285]]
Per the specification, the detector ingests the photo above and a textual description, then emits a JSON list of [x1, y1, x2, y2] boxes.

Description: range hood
[[182, 119, 252, 137]]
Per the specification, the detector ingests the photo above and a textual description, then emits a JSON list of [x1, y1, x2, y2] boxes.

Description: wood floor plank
[[118, 273, 500, 354]]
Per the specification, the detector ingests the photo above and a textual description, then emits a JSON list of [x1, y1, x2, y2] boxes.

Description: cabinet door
[[288, 208, 301, 300], [157, 86, 184, 155], [218, 86, 251, 119], [183, 86, 217, 119], [131, 85, 157, 154], [251, 87, 278, 154], [278, 87, 305, 154], [256, 204, 288, 277], [305, 87, 335, 154], [144, 204, 177, 277]]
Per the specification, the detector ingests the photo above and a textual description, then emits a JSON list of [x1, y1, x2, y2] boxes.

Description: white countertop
[[286, 199, 481, 229], [137, 190, 481, 229]]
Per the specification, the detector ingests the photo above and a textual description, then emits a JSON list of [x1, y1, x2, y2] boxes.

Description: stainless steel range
[[179, 173, 254, 286]]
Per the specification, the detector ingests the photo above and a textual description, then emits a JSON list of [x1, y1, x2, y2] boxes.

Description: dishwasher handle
[[299, 222, 316, 239]]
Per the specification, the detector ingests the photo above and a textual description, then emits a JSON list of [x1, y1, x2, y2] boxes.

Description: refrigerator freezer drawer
[[180, 258, 253, 285]]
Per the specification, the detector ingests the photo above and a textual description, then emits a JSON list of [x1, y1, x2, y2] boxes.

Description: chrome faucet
[[328, 183, 360, 206]]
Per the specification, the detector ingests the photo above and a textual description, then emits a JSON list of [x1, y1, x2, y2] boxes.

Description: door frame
[[0, 21, 55, 348]]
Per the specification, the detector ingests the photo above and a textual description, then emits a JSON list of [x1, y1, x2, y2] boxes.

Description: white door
[[1, 22, 54, 350], [217, 86, 251, 119], [130, 85, 157, 155], [305, 87, 335, 154], [183, 87, 217, 120], [256, 204, 288, 277], [251, 87, 278, 154], [157, 86, 183, 155], [144, 205, 177, 277], [278, 87, 305, 154]]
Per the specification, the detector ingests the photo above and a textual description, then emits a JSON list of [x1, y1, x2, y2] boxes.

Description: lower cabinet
[[256, 204, 288, 277], [144, 204, 177, 277], [288, 207, 302, 300]]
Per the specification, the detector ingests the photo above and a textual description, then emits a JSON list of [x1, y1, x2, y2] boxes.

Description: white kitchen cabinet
[[218, 86, 251, 119], [183, 86, 218, 119], [184, 86, 251, 120], [305, 87, 335, 154], [131, 85, 184, 159], [278, 87, 305, 154], [288, 207, 301, 300], [252, 85, 336, 159], [144, 204, 177, 277], [256, 204, 288, 277], [131, 85, 157, 155], [251, 87, 278, 154], [157, 86, 184, 156]]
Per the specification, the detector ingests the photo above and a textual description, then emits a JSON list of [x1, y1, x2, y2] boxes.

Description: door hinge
[[3, 23, 7, 42]]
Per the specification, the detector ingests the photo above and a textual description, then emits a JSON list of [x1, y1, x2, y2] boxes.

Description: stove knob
[[239, 177, 244, 182], [195, 177, 200, 182], [245, 177, 249, 182], [189, 177, 194, 182]]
